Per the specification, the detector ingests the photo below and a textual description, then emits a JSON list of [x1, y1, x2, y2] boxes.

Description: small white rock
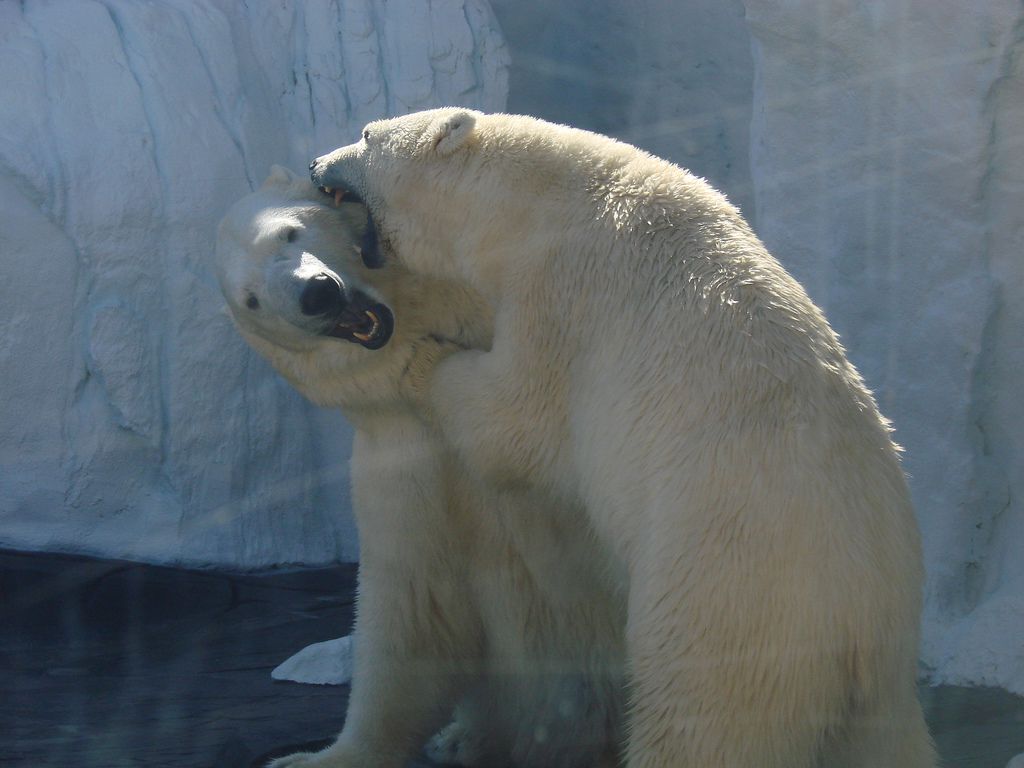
[[271, 635, 354, 685]]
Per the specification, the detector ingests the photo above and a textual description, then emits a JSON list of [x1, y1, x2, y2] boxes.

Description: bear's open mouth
[[318, 185, 363, 207], [318, 186, 384, 269], [327, 303, 393, 350]]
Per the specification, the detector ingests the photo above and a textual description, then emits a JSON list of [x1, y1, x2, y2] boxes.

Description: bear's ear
[[262, 165, 298, 189], [428, 110, 477, 156]]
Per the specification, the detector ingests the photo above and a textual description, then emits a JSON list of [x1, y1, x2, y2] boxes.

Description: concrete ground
[[3, 550, 1022, 767]]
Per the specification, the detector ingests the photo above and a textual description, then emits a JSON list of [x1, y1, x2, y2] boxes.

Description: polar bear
[[214, 167, 625, 768], [309, 110, 936, 768]]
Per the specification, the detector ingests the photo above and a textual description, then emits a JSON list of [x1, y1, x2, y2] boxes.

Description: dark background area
[[3, 550, 1024, 767]]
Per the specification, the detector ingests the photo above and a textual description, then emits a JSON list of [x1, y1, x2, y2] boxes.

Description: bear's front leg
[[269, 426, 482, 768], [429, 347, 568, 492], [268, 560, 478, 768], [270, 566, 478, 768]]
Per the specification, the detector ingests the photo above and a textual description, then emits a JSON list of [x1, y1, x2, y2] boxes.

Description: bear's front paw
[[266, 740, 394, 768], [266, 747, 348, 768], [266, 751, 319, 768], [424, 720, 484, 766]]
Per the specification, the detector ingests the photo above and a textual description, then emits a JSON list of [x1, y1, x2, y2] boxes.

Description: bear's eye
[[283, 227, 298, 243], [245, 294, 260, 310], [362, 129, 371, 141]]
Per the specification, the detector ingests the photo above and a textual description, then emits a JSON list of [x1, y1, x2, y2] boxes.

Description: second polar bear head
[[214, 165, 492, 411], [216, 164, 394, 353]]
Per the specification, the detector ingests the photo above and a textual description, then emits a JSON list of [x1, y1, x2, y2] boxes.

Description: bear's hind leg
[[622, 540, 842, 768], [818, 688, 936, 768]]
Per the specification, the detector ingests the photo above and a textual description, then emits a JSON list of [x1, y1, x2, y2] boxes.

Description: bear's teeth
[[352, 310, 380, 342]]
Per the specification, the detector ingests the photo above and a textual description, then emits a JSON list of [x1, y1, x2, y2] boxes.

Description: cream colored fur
[[214, 168, 625, 768], [311, 109, 937, 767]]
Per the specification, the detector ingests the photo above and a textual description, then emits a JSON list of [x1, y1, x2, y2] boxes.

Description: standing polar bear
[[310, 109, 936, 767], [214, 167, 626, 768]]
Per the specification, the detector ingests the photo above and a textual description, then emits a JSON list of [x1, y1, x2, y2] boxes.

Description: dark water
[[2, 550, 1022, 767]]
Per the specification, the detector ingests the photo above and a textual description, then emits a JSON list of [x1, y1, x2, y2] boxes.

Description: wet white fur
[[215, 169, 625, 768], [312, 110, 937, 767]]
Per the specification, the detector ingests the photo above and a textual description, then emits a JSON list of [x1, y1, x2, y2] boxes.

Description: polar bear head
[[214, 165, 492, 410], [216, 164, 394, 353], [309, 108, 595, 292]]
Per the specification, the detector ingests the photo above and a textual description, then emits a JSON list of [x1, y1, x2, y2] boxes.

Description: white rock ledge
[[272, 635, 355, 686]]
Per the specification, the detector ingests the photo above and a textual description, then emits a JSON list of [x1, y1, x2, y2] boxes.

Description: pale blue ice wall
[[0, 0, 508, 568], [744, 0, 1024, 696], [1, 0, 1021, 696], [491, 0, 1024, 695], [490, 0, 755, 216]]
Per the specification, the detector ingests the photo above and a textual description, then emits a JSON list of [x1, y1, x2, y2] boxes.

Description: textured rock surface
[[260, 0, 1024, 700], [2, 0, 1021, 698], [743, 0, 1024, 696], [0, 0, 508, 568], [491, 0, 1024, 698], [490, 0, 755, 216]]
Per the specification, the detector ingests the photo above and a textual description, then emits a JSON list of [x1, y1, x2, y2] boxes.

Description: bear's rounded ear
[[262, 165, 298, 189], [429, 110, 477, 156]]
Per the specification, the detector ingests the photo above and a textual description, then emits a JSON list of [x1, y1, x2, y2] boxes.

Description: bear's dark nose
[[308, 158, 318, 171], [300, 274, 345, 316]]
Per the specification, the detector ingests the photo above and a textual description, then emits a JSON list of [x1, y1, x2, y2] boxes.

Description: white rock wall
[[491, 0, 1023, 697], [743, 0, 1024, 694], [0, 0, 507, 568], [2, 0, 1021, 697], [489, 0, 755, 215]]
